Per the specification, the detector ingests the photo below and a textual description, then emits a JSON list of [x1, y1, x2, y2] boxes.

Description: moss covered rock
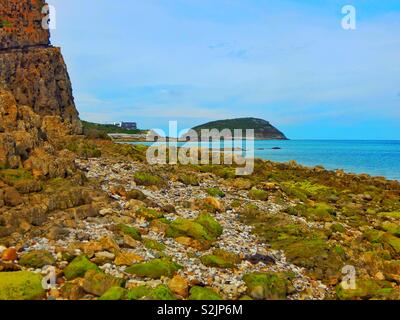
[[63, 255, 100, 280], [243, 272, 289, 300], [166, 218, 213, 242], [200, 250, 240, 269], [136, 207, 164, 220], [206, 188, 225, 198], [83, 270, 125, 296], [336, 280, 394, 300], [19, 250, 55, 268], [126, 285, 152, 300], [143, 238, 166, 251], [200, 255, 235, 269], [249, 189, 268, 201], [188, 286, 222, 300], [195, 213, 223, 239], [125, 258, 182, 279], [99, 287, 127, 300], [116, 224, 142, 241], [0, 271, 45, 300], [147, 285, 177, 300]]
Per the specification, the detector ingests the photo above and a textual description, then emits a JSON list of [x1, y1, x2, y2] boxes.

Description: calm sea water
[[129, 140, 400, 181]]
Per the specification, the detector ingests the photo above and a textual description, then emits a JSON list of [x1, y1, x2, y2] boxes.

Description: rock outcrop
[[0, 0, 81, 132], [0, 0, 82, 170]]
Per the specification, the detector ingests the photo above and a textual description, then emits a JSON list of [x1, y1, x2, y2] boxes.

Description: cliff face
[[0, 0, 81, 172], [0, 0, 80, 131], [0, 0, 50, 49]]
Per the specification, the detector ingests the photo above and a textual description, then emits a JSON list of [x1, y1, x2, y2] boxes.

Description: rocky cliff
[[0, 0, 82, 171], [0, 0, 80, 131]]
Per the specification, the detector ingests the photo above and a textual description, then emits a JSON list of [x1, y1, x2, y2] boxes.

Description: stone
[[243, 272, 289, 300], [168, 275, 189, 298], [114, 252, 144, 266], [125, 258, 182, 279], [116, 224, 142, 241], [126, 286, 152, 300], [99, 287, 127, 300], [147, 285, 177, 300], [92, 251, 116, 265], [47, 226, 70, 241], [63, 255, 100, 280], [188, 286, 222, 300], [0, 271, 45, 300], [4, 187, 22, 206], [83, 269, 125, 296], [60, 282, 85, 300], [1, 247, 17, 261], [19, 250, 55, 268], [123, 234, 141, 248]]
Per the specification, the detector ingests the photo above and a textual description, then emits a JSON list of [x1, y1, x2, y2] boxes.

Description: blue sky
[[48, 0, 400, 139]]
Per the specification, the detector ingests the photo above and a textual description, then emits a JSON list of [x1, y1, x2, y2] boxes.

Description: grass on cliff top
[[82, 121, 147, 135]]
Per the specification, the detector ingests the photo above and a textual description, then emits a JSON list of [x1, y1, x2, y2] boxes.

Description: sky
[[47, 0, 400, 139]]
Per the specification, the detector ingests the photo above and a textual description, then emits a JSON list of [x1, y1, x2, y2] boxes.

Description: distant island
[[189, 117, 288, 140]]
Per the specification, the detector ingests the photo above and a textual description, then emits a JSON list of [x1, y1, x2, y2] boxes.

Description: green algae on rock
[[99, 287, 127, 300], [143, 238, 166, 251], [0, 271, 44, 300], [243, 272, 290, 300], [188, 286, 223, 300], [83, 270, 125, 296], [19, 250, 55, 268], [147, 284, 177, 300], [126, 285, 152, 300], [125, 258, 182, 279], [116, 223, 142, 241], [166, 215, 222, 242], [336, 280, 395, 300], [63, 255, 100, 280]]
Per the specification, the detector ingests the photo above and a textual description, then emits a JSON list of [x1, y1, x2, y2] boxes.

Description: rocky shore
[[1, 140, 400, 300]]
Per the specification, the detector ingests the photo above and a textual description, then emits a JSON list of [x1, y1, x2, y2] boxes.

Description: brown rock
[[168, 275, 189, 298], [4, 187, 22, 206], [123, 234, 141, 248], [114, 252, 144, 266], [1, 247, 18, 261]]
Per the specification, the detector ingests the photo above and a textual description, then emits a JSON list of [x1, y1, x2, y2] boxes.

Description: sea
[[128, 140, 400, 181]]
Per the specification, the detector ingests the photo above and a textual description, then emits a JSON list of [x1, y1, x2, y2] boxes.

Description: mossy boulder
[[381, 221, 400, 237], [63, 255, 100, 280], [188, 286, 222, 300], [83, 270, 125, 296], [166, 218, 213, 242], [195, 213, 223, 239], [206, 188, 225, 198], [133, 172, 164, 187], [136, 207, 164, 220], [249, 189, 268, 201], [116, 224, 142, 241], [19, 250, 55, 268], [178, 174, 199, 186], [200, 255, 235, 269], [0, 271, 45, 300], [336, 280, 394, 300], [200, 250, 240, 269], [126, 285, 152, 300], [125, 258, 182, 279], [143, 238, 166, 251], [243, 272, 289, 300], [99, 287, 127, 300], [147, 285, 177, 300]]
